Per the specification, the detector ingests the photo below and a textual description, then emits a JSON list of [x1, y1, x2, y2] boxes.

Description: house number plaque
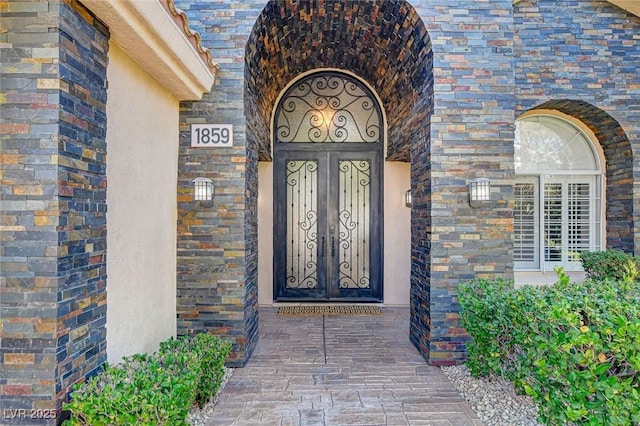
[[190, 124, 233, 147]]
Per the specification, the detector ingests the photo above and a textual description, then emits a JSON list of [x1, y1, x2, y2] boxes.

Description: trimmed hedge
[[63, 333, 232, 425], [459, 272, 640, 425], [580, 249, 640, 282]]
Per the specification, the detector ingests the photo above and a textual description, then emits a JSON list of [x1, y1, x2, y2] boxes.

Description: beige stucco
[[607, 0, 640, 17], [82, 0, 216, 100], [382, 162, 411, 305], [106, 42, 179, 363], [257, 161, 411, 306], [258, 163, 275, 304]]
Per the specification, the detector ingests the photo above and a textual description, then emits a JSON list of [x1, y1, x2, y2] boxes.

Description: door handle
[[329, 226, 336, 258], [331, 236, 336, 258], [321, 236, 326, 257]]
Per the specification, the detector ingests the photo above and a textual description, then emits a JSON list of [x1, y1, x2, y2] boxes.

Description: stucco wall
[[106, 42, 178, 363], [257, 161, 411, 306], [383, 162, 412, 305], [257, 163, 274, 304]]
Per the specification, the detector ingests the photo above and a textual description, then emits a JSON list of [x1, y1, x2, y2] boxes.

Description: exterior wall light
[[192, 177, 214, 207], [469, 178, 490, 208], [405, 189, 412, 208]]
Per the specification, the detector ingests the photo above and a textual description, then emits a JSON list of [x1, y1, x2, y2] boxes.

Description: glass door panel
[[274, 152, 381, 301], [285, 160, 319, 290], [337, 160, 371, 290]]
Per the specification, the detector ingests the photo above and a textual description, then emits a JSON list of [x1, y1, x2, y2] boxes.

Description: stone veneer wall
[[515, 0, 640, 255], [1, 0, 108, 423], [410, 0, 515, 364], [3, 6, 636, 418], [175, 0, 639, 367], [175, 0, 515, 365], [174, 1, 265, 366]]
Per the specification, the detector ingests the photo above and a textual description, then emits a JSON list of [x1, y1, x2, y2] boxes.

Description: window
[[514, 115, 602, 272]]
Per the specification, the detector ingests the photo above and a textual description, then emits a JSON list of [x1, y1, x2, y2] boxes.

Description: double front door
[[274, 150, 382, 301]]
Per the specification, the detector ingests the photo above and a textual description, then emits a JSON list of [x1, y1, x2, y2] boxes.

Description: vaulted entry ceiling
[[244, 0, 433, 161]]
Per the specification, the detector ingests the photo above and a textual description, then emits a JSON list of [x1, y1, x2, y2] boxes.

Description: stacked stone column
[[1, 1, 108, 423]]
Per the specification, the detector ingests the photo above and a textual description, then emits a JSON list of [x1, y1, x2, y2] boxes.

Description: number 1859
[[191, 124, 233, 147]]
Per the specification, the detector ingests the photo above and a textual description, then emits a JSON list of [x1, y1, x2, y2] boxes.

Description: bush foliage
[[63, 333, 232, 426], [580, 249, 640, 282], [458, 270, 640, 425]]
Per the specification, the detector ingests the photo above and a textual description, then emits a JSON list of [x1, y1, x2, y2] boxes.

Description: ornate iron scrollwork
[[338, 160, 371, 289], [285, 160, 319, 289], [276, 73, 380, 143]]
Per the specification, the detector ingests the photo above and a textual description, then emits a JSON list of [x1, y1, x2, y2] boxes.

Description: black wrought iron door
[[274, 151, 382, 301], [273, 71, 383, 302]]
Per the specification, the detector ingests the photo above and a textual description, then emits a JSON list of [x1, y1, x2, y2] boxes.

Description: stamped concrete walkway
[[206, 307, 482, 426]]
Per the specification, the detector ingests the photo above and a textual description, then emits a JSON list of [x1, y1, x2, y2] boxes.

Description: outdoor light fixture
[[405, 189, 412, 208], [469, 178, 490, 208], [192, 177, 214, 208]]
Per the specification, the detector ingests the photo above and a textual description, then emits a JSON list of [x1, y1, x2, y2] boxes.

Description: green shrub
[[459, 276, 640, 425], [580, 250, 640, 282], [63, 333, 232, 425], [159, 333, 231, 407]]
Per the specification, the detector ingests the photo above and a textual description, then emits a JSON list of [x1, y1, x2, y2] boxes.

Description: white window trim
[[514, 112, 606, 277]]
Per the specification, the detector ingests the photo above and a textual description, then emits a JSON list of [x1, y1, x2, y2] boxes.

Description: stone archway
[[178, 0, 517, 367], [244, 0, 433, 161], [529, 100, 637, 254], [243, 0, 435, 359]]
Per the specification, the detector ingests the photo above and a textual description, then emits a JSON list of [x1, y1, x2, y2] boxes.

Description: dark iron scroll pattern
[[338, 160, 371, 289], [286, 160, 318, 289], [276, 74, 380, 143]]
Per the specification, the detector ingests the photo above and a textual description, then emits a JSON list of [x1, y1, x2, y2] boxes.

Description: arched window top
[[275, 72, 381, 143], [515, 115, 600, 173]]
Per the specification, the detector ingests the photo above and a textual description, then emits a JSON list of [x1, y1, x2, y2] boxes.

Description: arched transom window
[[514, 115, 603, 272], [275, 73, 381, 144]]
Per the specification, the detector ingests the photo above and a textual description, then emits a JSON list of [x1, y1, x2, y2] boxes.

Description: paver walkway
[[206, 307, 482, 426]]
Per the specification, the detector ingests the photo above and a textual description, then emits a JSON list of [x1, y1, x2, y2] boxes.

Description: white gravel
[[187, 367, 233, 426], [441, 365, 542, 426]]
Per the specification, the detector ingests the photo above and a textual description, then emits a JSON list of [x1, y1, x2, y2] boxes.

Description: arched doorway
[[244, 0, 436, 362], [272, 71, 384, 301]]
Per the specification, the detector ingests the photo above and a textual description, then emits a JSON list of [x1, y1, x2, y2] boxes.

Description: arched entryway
[[243, 0, 433, 162], [272, 71, 384, 302], [244, 0, 434, 353], [177, 0, 520, 367]]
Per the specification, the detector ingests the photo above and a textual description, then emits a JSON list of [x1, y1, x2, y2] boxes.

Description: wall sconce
[[469, 178, 490, 208], [192, 177, 214, 208], [405, 190, 412, 208]]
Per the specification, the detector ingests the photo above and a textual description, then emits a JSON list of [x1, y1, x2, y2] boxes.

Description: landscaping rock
[[442, 365, 542, 426]]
